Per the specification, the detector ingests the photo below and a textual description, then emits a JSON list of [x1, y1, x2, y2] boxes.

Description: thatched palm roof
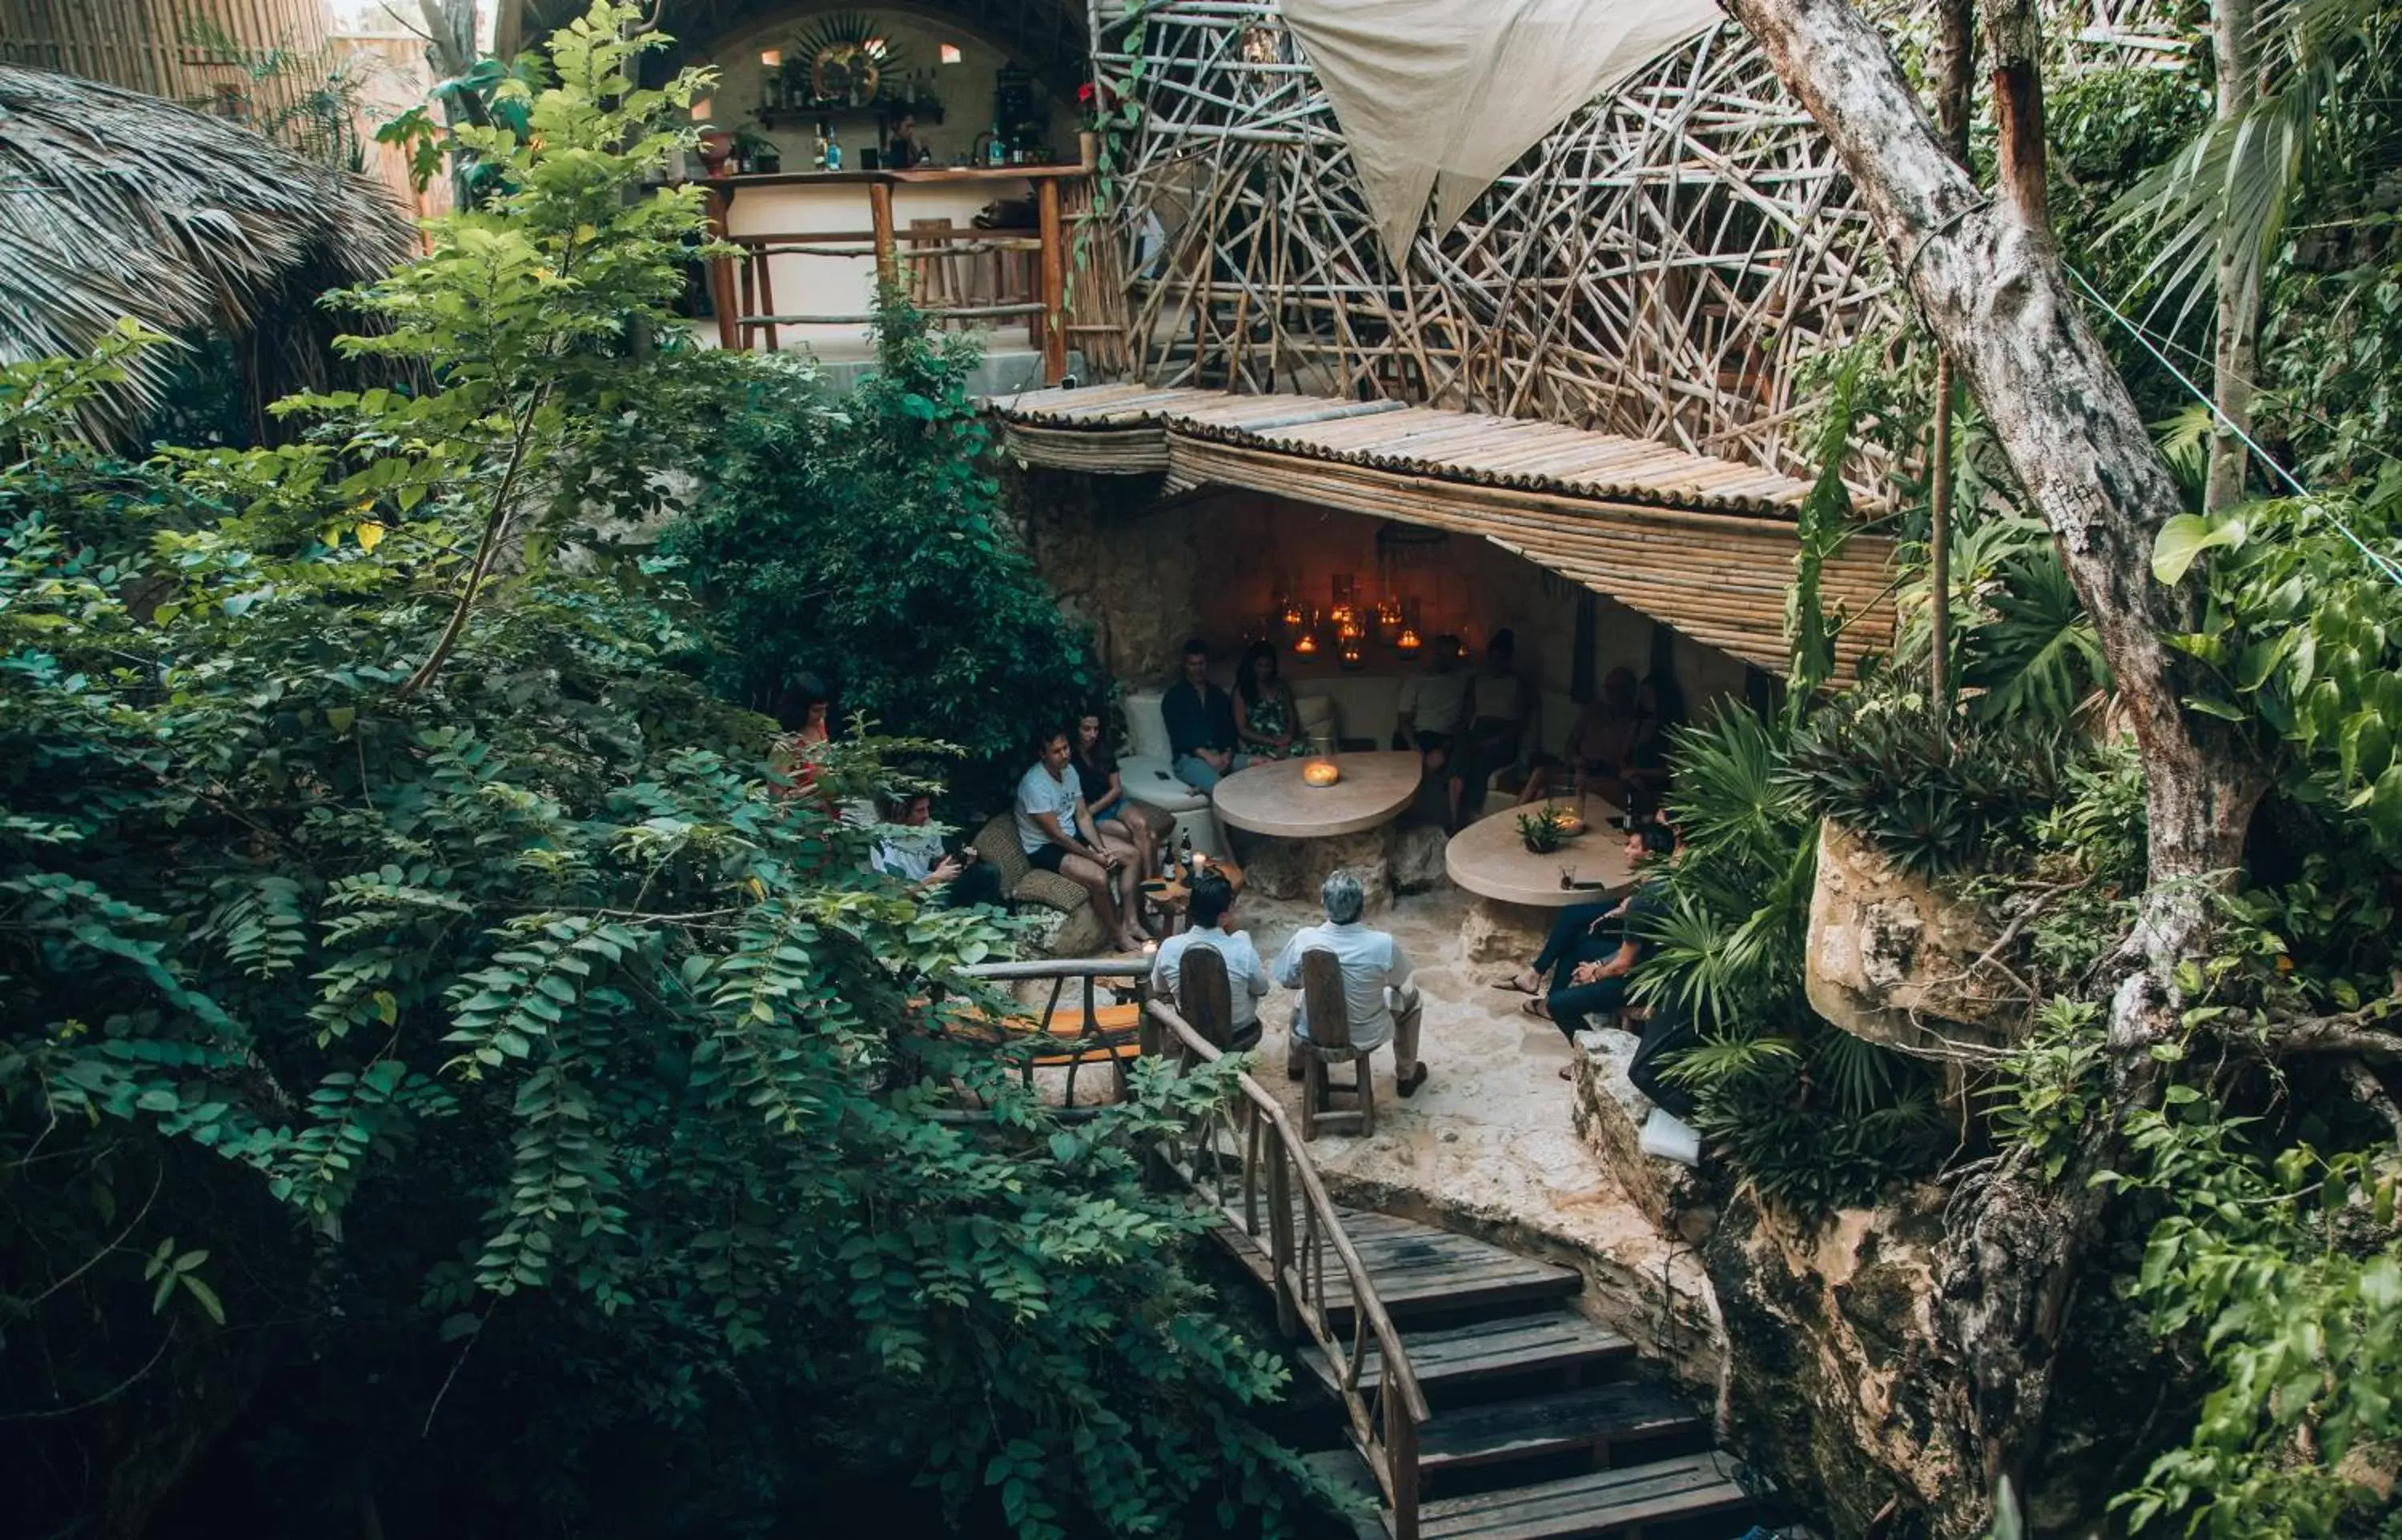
[[0, 66, 418, 443]]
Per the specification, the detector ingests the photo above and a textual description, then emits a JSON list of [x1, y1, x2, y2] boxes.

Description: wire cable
[[2064, 261, 2402, 589]]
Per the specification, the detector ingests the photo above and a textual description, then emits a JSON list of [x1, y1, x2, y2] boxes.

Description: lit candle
[[1396, 627, 1422, 657], [1302, 759, 1342, 787], [1294, 632, 1319, 656]]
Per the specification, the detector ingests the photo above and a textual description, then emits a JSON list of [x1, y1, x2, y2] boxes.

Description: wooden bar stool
[[908, 218, 962, 314]]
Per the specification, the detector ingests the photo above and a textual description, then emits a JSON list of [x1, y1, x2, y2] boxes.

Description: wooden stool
[[908, 218, 962, 311], [1295, 949, 1374, 1141]]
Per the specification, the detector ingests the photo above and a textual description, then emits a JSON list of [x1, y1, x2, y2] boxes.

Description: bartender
[[886, 114, 930, 169]]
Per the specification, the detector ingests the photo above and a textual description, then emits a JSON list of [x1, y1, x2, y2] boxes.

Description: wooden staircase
[[1213, 1201, 1768, 1540]]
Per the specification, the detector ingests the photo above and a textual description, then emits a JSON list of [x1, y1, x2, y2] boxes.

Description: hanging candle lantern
[[1395, 627, 1422, 659], [1281, 600, 1304, 632], [1339, 639, 1364, 672], [1293, 632, 1319, 657]]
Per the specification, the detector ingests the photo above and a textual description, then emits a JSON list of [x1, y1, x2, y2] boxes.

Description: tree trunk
[[2206, 0, 2262, 512], [1926, 0, 1973, 712], [1723, 0, 2269, 1520]]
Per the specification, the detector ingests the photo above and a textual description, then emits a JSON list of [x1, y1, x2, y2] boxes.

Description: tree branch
[[397, 385, 550, 700]]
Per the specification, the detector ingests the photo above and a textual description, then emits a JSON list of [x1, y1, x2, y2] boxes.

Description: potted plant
[[733, 127, 781, 174], [1516, 805, 1577, 855]]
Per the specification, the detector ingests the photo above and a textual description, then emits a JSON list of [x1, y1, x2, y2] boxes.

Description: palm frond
[[2107, 0, 2382, 324], [0, 66, 416, 444]]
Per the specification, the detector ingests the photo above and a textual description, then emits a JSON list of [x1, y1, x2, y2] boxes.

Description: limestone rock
[[1568, 1029, 1708, 1245], [1388, 820, 1450, 892], [1804, 820, 2019, 1057], [1460, 897, 1550, 965], [1241, 829, 1393, 909]]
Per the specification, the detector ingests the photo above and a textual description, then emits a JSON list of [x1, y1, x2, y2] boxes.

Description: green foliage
[[1785, 680, 2075, 879], [2102, 1102, 2401, 1538], [663, 286, 1103, 810], [0, 10, 1306, 1537], [1986, 997, 2108, 1182], [1638, 706, 1942, 1221], [1787, 347, 1863, 698], [2153, 487, 2402, 853]]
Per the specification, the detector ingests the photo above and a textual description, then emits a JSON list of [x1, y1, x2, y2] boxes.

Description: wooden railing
[[946, 960, 1428, 1534], [695, 166, 1084, 383], [1146, 996, 1428, 1540]]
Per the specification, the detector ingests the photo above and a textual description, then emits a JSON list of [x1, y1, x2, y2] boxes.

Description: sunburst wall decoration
[[782, 12, 906, 107]]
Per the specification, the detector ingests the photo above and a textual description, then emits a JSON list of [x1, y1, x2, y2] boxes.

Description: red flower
[[1076, 82, 1095, 105]]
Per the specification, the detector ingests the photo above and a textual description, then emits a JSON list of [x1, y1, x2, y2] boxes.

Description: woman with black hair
[[768, 672, 833, 801], [1075, 708, 1167, 879], [1233, 640, 1309, 759]]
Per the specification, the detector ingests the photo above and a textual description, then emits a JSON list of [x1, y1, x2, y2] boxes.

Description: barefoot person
[[1015, 727, 1147, 952], [1075, 709, 1167, 879]]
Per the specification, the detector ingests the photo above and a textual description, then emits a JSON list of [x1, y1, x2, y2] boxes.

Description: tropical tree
[[1725, 0, 2401, 1524]]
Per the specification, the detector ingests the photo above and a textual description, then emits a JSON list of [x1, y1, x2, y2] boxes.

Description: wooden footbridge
[[957, 960, 1781, 1539]]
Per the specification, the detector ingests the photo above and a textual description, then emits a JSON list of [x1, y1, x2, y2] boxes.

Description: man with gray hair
[[1271, 870, 1428, 1097]]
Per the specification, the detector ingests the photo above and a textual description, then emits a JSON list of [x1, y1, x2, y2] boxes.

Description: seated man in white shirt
[[874, 791, 1002, 908], [1015, 727, 1145, 952], [1271, 870, 1428, 1098], [1148, 872, 1271, 1050]]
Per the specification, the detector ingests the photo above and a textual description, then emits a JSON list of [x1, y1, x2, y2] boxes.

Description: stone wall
[[1001, 464, 1199, 686]]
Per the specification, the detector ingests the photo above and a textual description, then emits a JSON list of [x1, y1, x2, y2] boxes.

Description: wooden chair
[[1175, 944, 1239, 1056], [1295, 949, 1375, 1141]]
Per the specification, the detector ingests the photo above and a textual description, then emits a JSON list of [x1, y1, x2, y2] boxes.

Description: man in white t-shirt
[[1014, 727, 1144, 952], [1149, 872, 1271, 1049], [1272, 869, 1428, 1097]]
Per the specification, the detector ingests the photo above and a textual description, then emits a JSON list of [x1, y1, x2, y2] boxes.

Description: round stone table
[[1211, 751, 1421, 838], [1445, 797, 1637, 963], [1213, 752, 1424, 907]]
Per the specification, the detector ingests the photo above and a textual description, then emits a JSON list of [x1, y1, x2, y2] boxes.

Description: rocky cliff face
[[1570, 1015, 2188, 1538]]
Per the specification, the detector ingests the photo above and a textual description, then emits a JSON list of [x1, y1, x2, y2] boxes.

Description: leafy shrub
[[0, 12, 1308, 1538], [1636, 705, 1944, 1221], [663, 289, 1103, 812], [1785, 681, 2076, 878]]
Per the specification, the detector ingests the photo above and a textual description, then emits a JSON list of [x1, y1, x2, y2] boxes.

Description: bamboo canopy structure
[[0, 66, 416, 443], [1088, 0, 2189, 500]]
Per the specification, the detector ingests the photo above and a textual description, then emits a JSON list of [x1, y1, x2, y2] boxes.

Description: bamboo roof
[[990, 384, 1895, 680]]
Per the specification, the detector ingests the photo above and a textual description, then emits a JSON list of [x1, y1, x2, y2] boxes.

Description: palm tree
[[0, 66, 416, 444], [2111, 0, 2386, 507]]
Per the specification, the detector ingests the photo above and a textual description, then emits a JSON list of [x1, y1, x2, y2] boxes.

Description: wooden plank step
[[1209, 1209, 1581, 1324], [1414, 1382, 1705, 1477], [1407, 1452, 1754, 1540], [1302, 1311, 1635, 1398]]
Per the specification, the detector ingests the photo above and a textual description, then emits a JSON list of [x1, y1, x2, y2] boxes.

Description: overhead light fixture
[[939, 43, 962, 64], [759, 49, 781, 66]]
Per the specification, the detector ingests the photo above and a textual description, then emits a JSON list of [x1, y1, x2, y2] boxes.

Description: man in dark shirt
[[1540, 819, 1683, 1055], [1163, 638, 1253, 791]]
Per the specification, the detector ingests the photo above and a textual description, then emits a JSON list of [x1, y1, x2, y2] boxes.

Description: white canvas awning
[[1280, 0, 1720, 264]]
